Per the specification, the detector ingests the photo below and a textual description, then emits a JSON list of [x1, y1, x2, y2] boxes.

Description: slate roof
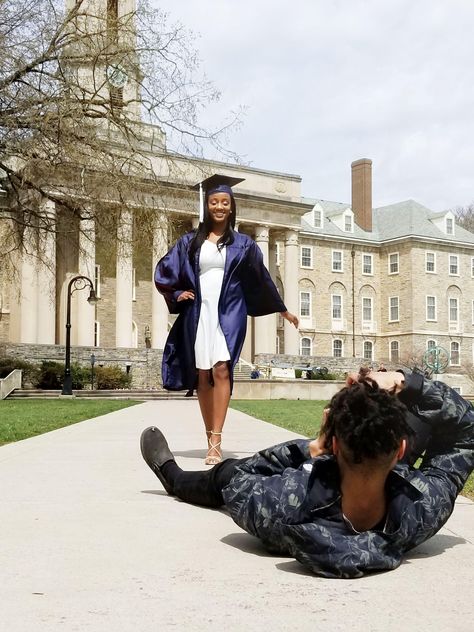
[[300, 198, 474, 245]]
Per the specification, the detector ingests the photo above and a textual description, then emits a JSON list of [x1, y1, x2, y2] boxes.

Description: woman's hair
[[323, 379, 414, 464], [188, 192, 236, 261]]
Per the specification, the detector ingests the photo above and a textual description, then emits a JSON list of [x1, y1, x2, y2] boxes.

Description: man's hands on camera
[[346, 370, 405, 394]]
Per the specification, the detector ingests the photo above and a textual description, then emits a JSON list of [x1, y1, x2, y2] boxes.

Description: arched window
[[426, 339, 436, 350], [450, 341, 460, 365], [363, 340, 373, 361], [333, 339, 343, 358], [300, 337, 312, 356], [390, 340, 399, 362]]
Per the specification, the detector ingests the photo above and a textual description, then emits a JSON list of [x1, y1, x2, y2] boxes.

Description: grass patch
[[0, 399, 140, 446], [230, 399, 473, 501], [230, 399, 327, 438]]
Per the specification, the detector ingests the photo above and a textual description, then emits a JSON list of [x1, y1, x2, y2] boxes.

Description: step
[[6, 389, 196, 401]]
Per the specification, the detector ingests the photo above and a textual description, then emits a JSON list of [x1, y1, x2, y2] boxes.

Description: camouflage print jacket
[[222, 372, 474, 578]]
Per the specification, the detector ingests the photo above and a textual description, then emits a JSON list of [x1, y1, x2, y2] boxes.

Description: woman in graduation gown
[[154, 175, 299, 464]]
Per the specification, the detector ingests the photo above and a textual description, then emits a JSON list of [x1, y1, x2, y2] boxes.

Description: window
[[94, 321, 100, 347], [449, 297, 458, 323], [425, 252, 436, 273], [452, 386, 462, 395], [426, 296, 437, 321], [132, 268, 137, 301], [333, 339, 343, 358], [344, 214, 353, 232], [471, 257, 474, 278], [472, 300, 474, 325], [450, 341, 460, 365], [332, 250, 343, 272], [299, 291, 311, 317], [362, 297, 373, 322], [446, 217, 454, 235], [389, 296, 399, 322], [300, 246, 313, 268], [449, 255, 459, 275], [313, 208, 322, 227], [332, 294, 342, 320], [426, 339, 437, 350], [363, 340, 373, 361], [276, 336, 280, 354], [390, 340, 399, 361], [362, 254, 373, 275], [388, 252, 399, 274], [94, 264, 101, 298], [300, 337, 312, 356], [275, 242, 281, 266]]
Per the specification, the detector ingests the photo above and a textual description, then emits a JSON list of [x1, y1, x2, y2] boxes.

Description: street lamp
[[90, 353, 96, 390], [61, 275, 98, 396]]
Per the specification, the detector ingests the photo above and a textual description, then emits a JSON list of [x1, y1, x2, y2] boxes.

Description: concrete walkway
[[1, 401, 473, 632]]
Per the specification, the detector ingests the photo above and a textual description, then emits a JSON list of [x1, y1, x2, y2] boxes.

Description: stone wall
[[0, 342, 164, 389], [254, 353, 381, 374]]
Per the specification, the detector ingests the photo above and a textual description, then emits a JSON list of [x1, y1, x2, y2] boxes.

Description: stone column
[[254, 225, 276, 355], [115, 209, 133, 348], [19, 225, 38, 343], [77, 215, 96, 346], [151, 215, 169, 349], [284, 230, 300, 355], [36, 199, 56, 344]]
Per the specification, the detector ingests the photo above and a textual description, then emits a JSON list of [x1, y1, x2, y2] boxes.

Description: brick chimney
[[351, 158, 372, 232]]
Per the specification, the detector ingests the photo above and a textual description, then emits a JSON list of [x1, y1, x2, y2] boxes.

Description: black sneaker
[[140, 426, 175, 495]]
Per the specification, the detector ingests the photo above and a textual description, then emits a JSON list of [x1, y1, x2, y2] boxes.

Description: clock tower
[[64, 0, 142, 121]]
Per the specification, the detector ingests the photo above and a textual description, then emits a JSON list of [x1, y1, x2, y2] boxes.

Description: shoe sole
[[140, 426, 174, 495]]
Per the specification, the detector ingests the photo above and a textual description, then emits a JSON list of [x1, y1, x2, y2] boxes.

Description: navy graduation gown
[[154, 230, 287, 393]]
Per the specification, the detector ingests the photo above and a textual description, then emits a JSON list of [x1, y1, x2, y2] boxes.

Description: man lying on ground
[[140, 369, 474, 578]]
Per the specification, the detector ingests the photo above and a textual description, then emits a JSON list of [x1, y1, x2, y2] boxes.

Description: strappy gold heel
[[205, 431, 222, 465]]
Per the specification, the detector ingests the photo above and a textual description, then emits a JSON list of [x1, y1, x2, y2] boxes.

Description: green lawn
[[0, 399, 139, 446], [230, 399, 474, 501]]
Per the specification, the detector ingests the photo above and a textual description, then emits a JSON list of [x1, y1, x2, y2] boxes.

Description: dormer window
[[446, 217, 454, 235], [344, 214, 353, 232], [313, 207, 322, 228]]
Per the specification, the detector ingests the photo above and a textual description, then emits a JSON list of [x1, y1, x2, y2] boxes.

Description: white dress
[[194, 240, 231, 369]]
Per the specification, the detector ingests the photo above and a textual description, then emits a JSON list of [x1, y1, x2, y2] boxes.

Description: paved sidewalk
[[1, 400, 473, 632]]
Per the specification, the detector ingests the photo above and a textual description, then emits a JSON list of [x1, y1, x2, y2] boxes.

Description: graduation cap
[[192, 174, 244, 223]]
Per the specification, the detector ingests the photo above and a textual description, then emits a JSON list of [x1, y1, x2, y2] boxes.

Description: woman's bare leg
[[197, 369, 214, 435], [205, 362, 230, 463]]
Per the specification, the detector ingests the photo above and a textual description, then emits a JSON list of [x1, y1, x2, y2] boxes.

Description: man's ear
[[397, 439, 406, 461]]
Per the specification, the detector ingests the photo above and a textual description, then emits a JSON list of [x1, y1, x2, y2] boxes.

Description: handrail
[[0, 369, 23, 400]]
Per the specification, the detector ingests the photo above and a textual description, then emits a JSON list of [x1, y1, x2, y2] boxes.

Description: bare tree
[[0, 0, 241, 263], [451, 203, 474, 233]]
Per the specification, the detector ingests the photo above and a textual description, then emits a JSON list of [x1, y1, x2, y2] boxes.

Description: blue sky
[[154, 0, 474, 211]]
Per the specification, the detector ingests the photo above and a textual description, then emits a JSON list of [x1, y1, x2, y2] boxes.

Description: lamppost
[[61, 275, 98, 396], [90, 353, 96, 390]]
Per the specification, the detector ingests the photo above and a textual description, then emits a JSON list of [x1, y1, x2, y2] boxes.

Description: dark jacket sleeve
[[154, 238, 190, 314], [241, 241, 287, 316], [399, 371, 474, 506]]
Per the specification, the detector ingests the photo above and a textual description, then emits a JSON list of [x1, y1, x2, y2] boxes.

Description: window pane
[[332, 295, 342, 319], [301, 338, 311, 356], [427, 296, 436, 320], [333, 340, 342, 357], [300, 292, 310, 316], [390, 341, 399, 361], [389, 253, 399, 273], [363, 255, 372, 274], [449, 256, 458, 274], [449, 298, 458, 321], [345, 215, 352, 231], [426, 253, 435, 272], [363, 341, 373, 360], [363, 297, 372, 321], [389, 297, 399, 321], [332, 251, 342, 271], [314, 209, 322, 226], [450, 342, 460, 364], [301, 247, 312, 267]]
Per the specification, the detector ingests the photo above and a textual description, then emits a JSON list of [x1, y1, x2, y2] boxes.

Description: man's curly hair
[[323, 379, 414, 464]]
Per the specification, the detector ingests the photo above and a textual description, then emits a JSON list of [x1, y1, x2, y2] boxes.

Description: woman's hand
[[280, 311, 299, 328], [177, 290, 195, 302]]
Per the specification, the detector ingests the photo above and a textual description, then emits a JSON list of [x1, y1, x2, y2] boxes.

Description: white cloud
[[153, 0, 474, 210]]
